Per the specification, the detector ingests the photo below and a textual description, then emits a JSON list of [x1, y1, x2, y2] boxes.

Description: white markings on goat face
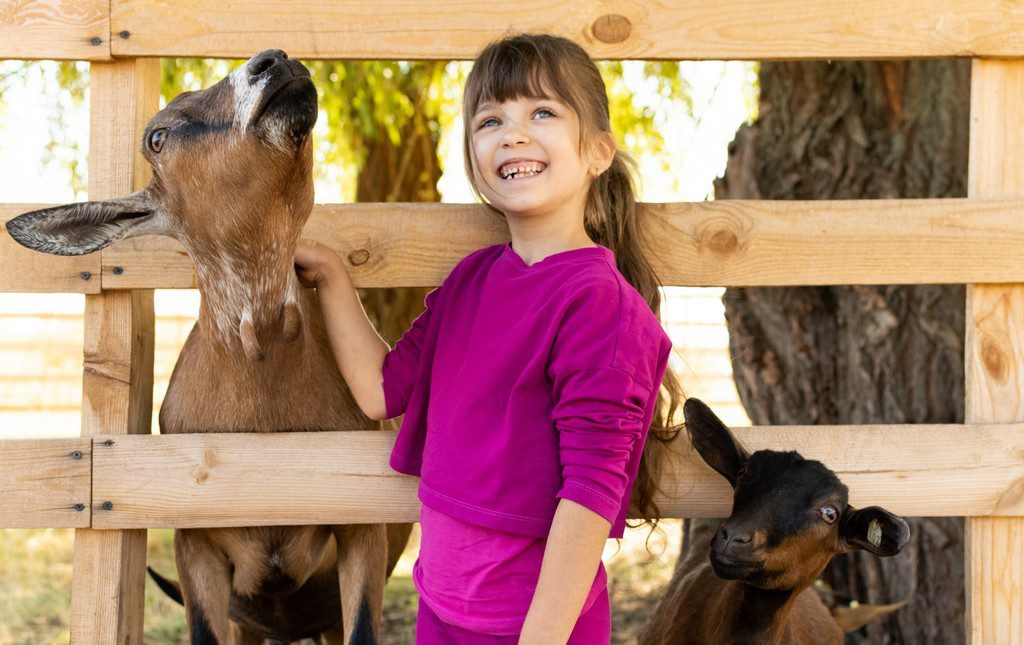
[[230, 61, 269, 131]]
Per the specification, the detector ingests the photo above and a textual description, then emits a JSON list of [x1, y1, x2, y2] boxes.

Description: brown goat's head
[[7, 50, 319, 358], [684, 398, 910, 592], [6, 49, 316, 256]]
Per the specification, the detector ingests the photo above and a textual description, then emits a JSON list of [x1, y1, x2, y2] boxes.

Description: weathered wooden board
[[70, 57, 159, 645], [89, 424, 1024, 529], [110, 0, 1024, 61], [0, 0, 110, 60], [965, 59, 1024, 644], [97, 198, 1024, 290], [0, 438, 91, 528]]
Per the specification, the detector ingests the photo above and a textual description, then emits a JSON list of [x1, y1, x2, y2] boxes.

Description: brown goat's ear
[[5, 189, 163, 256], [839, 506, 911, 556], [683, 397, 750, 486]]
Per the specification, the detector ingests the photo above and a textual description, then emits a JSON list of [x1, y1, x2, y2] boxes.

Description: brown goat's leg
[[332, 523, 388, 645], [175, 529, 233, 644], [226, 620, 265, 645], [321, 621, 346, 645]]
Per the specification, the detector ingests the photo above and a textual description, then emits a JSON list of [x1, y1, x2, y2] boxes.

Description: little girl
[[294, 33, 679, 644]]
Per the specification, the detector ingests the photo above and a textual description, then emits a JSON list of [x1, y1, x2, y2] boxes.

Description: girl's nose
[[501, 122, 530, 147]]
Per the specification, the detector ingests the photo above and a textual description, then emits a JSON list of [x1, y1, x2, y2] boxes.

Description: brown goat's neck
[[722, 582, 800, 643], [184, 214, 305, 356]]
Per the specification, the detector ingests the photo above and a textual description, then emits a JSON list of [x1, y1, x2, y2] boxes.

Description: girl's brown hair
[[462, 33, 686, 534]]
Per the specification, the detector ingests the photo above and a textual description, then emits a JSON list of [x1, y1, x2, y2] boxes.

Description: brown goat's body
[[161, 289, 412, 641], [161, 290, 362, 434]]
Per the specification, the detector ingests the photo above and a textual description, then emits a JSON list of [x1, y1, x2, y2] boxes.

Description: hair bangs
[[464, 39, 575, 118]]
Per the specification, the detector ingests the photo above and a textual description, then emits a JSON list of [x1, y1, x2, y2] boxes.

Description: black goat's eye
[[820, 505, 838, 524], [149, 128, 168, 153]]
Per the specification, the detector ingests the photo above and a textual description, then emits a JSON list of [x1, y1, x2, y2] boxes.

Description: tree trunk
[[702, 59, 970, 643], [352, 62, 445, 342]]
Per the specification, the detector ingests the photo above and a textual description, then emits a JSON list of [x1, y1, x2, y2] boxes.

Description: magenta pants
[[415, 585, 611, 644]]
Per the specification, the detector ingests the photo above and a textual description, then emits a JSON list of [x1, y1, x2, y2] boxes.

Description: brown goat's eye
[[735, 463, 749, 480], [149, 128, 168, 153], [820, 506, 838, 524]]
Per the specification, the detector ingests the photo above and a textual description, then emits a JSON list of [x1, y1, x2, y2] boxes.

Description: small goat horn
[[281, 301, 301, 342], [239, 315, 264, 362]]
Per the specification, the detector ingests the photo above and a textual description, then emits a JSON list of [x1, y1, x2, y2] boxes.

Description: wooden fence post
[[965, 58, 1024, 644], [69, 57, 159, 644]]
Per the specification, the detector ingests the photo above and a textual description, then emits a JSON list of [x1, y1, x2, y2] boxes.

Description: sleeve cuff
[[380, 349, 409, 420], [555, 478, 621, 526]]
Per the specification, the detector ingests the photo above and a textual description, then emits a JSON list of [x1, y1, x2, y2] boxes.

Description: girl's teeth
[[503, 163, 544, 179]]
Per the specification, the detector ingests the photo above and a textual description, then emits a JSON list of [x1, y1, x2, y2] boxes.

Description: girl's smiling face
[[469, 94, 602, 219]]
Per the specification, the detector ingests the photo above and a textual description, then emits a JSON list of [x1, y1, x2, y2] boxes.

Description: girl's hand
[[293, 237, 342, 288]]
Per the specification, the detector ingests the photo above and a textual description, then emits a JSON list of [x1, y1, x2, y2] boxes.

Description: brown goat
[[639, 399, 910, 645], [6, 50, 410, 643]]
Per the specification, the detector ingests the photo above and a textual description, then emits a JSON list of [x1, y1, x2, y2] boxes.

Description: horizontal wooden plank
[[110, 0, 1024, 60], [0, 0, 110, 61], [98, 198, 1024, 289], [0, 438, 91, 528], [1, 205, 101, 293], [88, 424, 1024, 529], [10, 198, 1024, 291]]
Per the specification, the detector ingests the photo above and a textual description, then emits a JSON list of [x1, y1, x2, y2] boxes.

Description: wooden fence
[[3, 1, 1024, 641]]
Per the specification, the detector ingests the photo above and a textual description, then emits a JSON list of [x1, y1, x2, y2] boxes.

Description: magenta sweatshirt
[[382, 241, 673, 539]]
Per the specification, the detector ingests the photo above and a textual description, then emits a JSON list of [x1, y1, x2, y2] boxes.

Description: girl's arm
[[519, 499, 609, 645], [294, 237, 390, 420]]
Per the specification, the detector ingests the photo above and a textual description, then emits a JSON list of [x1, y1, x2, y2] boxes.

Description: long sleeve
[[380, 283, 443, 420], [551, 364, 652, 524], [546, 275, 664, 526]]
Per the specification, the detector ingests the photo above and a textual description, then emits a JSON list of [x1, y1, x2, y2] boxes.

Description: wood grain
[[0, 0, 110, 60], [965, 58, 1024, 645], [93, 198, 1024, 289], [83, 424, 1024, 529], [110, 0, 1024, 61], [70, 58, 159, 645], [9, 196, 1024, 291], [0, 438, 91, 528]]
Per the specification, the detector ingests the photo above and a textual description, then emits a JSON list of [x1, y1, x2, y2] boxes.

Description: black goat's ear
[[683, 397, 750, 487], [840, 506, 911, 556], [5, 189, 163, 256]]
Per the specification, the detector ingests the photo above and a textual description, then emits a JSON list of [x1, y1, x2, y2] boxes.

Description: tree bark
[[352, 62, 445, 342], [696, 59, 970, 643]]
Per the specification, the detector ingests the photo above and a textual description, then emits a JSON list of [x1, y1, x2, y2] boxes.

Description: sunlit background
[[0, 58, 756, 642]]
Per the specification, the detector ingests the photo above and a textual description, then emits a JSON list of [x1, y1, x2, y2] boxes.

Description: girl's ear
[[588, 131, 616, 178]]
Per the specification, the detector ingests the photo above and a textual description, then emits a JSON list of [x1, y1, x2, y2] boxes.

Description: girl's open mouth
[[498, 161, 547, 181]]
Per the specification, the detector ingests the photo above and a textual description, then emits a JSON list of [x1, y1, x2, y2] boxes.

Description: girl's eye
[[534, 107, 555, 119], [819, 506, 838, 524], [478, 117, 500, 129]]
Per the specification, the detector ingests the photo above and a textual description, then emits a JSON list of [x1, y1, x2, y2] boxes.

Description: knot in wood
[[592, 14, 632, 44], [979, 333, 1010, 383], [348, 249, 370, 266]]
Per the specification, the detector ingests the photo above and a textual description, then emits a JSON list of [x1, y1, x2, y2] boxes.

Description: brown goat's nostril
[[249, 49, 288, 77]]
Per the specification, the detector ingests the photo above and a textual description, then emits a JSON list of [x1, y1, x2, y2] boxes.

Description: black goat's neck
[[724, 582, 799, 644]]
